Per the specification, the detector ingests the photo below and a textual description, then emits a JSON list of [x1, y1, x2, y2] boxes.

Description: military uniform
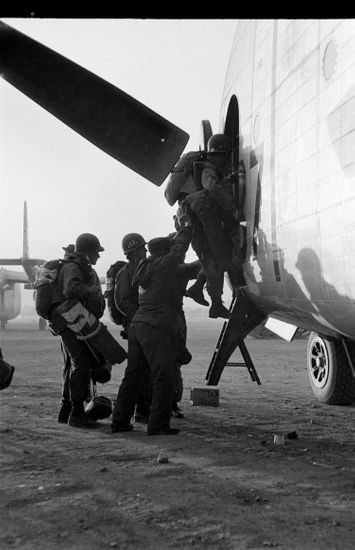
[[49, 233, 106, 428], [114, 259, 151, 422], [111, 227, 192, 435], [181, 135, 242, 318], [50, 254, 106, 402]]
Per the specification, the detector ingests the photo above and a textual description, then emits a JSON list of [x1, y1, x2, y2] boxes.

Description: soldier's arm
[[162, 227, 192, 270], [62, 264, 92, 301]]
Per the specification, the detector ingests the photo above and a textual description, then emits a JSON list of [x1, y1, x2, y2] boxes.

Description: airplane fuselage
[[0, 271, 21, 327], [221, 19, 355, 340]]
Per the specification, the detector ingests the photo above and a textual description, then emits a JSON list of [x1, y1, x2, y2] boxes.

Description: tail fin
[[23, 200, 29, 260], [22, 201, 30, 260], [21, 201, 45, 284]]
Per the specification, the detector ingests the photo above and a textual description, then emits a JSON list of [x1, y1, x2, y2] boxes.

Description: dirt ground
[[0, 316, 354, 550]]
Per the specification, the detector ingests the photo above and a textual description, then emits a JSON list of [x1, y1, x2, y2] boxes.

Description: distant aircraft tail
[[0, 201, 45, 284], [23, 200, 29, 260]]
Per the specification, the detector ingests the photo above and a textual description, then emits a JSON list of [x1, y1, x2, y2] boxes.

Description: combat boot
[[69, 401, 100, 429], [185, 281, 209, 306], [57, 399, 72, 424], [209, 299, 230, 319]]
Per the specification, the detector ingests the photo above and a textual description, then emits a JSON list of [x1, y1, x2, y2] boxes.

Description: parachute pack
[[34, 259, 66, 320], [164, 150, 204, 206], [104, 260, 127, 325]]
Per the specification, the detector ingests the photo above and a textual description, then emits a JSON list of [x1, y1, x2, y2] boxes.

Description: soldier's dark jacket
[[131, 227, 192, 335], [114, 262, 139, 326], [53, 253, 105, 320]]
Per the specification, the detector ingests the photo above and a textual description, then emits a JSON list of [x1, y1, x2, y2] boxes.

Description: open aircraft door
[[199, 119, 213, 153]]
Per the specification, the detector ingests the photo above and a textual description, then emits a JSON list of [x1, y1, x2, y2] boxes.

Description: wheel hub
[[310, 340, 329, 388]]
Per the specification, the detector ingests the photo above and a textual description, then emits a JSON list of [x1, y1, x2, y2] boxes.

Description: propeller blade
[[0, 21, 189, 186]]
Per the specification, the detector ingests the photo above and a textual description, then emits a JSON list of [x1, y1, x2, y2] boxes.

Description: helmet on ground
[[148, 237, 172, 257], [75, 233, 104, 254], [207, 133, 232, 154], [85, 395, 112, 420], [122, 233, 146, 255]]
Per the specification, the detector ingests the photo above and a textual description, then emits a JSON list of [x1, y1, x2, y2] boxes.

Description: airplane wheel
[[307, 332, 355, 405], [38, 318, 47, 331]]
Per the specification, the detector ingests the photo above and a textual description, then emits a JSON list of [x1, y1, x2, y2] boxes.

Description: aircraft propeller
[[0, 21, 190, 186]]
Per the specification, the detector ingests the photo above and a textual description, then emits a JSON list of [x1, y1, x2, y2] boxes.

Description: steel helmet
[[207, 133, 232, 154], [122, 233, 146, 255], [75, 233, 104, 254]]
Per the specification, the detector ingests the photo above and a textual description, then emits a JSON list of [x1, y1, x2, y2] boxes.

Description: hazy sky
[[1, 18, 237, 277]]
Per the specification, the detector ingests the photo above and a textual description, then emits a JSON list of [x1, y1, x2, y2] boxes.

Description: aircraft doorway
[[224, 95, 247, 262]]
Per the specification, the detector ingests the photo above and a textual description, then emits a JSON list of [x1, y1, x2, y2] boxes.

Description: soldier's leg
[[57, 341, 72, 423], [59, 328, 99, 429], [185, 268, 209, 306], [134, 369, 152, 423], [111, 323, 148, 431], [171, 363, 184, 418], [136, 324, 177, 434]]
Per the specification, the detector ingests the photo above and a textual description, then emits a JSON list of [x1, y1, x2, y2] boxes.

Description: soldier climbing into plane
[[165, 133, 244, 319]]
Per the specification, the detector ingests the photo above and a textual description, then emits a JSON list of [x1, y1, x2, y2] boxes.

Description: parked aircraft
[[1, 19, 355, 406], [0, 201, 45, 329]]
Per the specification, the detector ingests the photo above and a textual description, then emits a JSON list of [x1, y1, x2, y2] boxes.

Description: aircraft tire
[[307, 332, 355, 406], [38, 318, 46, 331]]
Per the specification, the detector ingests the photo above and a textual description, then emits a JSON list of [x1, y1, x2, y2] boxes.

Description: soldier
[[179, 133, 240, 319], [114, 232, 151, 424], [111, 225, 192, 436], [49, 233, 107, 429]]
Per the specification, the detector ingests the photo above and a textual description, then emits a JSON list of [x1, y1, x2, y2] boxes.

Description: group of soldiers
[[1, 133, 244, 438]]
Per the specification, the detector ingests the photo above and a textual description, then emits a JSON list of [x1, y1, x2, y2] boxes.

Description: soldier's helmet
[[75, 233, 104, 254], [122, 233, 146, 255], [207, 133, 232, 154]]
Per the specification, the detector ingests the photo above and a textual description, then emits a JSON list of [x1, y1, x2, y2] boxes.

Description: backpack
[[104, 260, 127, 325], [33, 259, 66, 320], [164, 150, 204, 206]]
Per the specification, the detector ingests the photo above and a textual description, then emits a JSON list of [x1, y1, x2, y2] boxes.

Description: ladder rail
[[205, 289, 265, 386]]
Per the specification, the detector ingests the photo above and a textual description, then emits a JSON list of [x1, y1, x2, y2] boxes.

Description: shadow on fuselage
[[295, 248, 355, 340]]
